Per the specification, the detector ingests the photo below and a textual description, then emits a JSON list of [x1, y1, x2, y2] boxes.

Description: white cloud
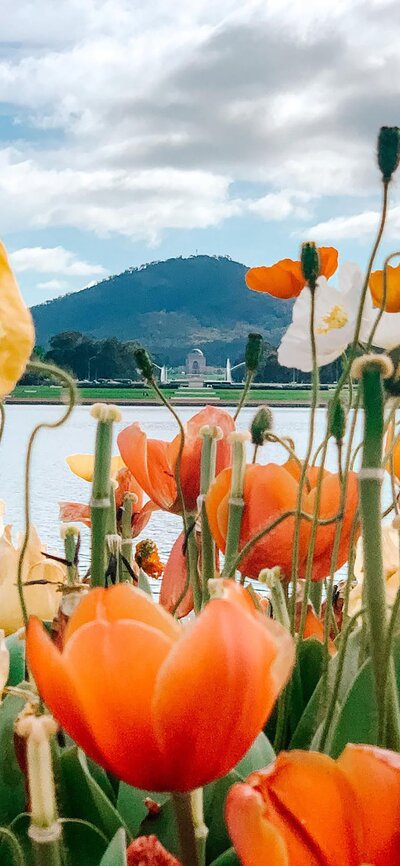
[[248, 191, 312, 221], [36, 279, 70, 290], [307, 206, 400, 241], [10, 245, 107, 276]]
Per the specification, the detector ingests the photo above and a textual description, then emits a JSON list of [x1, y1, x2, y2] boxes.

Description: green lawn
[[11, 384, 339, 402]]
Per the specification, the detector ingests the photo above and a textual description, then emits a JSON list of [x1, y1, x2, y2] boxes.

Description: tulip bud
[[328, 397, 346, 444], [301, 241, 320, 289], [245, 333, 263, 374], [377, 126, 400, 182], [250, 407, 273, 446], [134, 346, 154, 382]]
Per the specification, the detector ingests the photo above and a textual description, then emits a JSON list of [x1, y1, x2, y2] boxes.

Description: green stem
[[233, 371, 253, 421], [318, 609, 365, 753], [17, 362, 77, 626], [120, 494, 134, 582], [63, 532, 78, 586], [309, 581, 322, 614], [221, 436, 248, 578], [360, 366, 400, 749], [172, 793, 200, 866], [199, 432, 218, 603], [30, 836, 64, 866], [90, 418, 113, 587]]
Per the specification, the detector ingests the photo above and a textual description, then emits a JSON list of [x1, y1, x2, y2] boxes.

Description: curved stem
[[17, 362, 77, 626], [234, 370, 253, 421]]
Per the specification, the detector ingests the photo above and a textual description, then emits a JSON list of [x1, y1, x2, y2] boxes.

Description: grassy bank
[[10, 384, 339, 403]]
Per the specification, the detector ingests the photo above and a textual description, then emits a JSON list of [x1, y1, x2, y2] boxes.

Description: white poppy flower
[[278, 262, 373, 371], [360, 302, 400, 350]]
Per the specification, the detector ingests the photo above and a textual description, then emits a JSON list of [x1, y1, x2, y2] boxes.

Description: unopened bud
[[134, 346, 154, 382], [301, 241, 320, 289], [377, 126, 400, 182], [328, 397, 346, 443], [250, 407, 273, 445], [245, 333, 263, 374]]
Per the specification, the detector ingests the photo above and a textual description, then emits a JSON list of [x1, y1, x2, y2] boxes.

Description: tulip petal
[[27, 617, 106, 767], [63, 619, 174, 789], [66, 454, 124, 482], [226, 783, 289, 866], [338, 744, 400, 866], [159, 531, 194, 618], [64, 585, 180, 644], [118, 424, 177, 511], [247, 752, 360, 866], [153, 599, 294, 791]]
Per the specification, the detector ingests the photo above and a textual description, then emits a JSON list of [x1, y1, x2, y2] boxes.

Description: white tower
[[226, 358, 232, 384]]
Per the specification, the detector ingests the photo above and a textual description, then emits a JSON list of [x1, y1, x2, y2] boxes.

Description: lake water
[[0, 404, 365, 574]]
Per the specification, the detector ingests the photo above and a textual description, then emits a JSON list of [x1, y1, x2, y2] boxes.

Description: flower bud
[[328, 397, 346, 444], [127, 835, 182, 866], [245, 333, 263, 374], [134, 346, 154, 382], [301, 242, 320, 288], [377, 126, 400, 182], [250, 407, 273, 446]]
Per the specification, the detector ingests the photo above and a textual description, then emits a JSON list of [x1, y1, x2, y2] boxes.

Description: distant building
[[186, 348, 206, 376]]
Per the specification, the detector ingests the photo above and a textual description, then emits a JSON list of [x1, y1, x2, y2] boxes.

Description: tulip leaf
[[209, 850, 240, 866], [0, 825, 26, 866], [60, 747, 130, 842], [138, 569, 153, 596], [234, 732, 275, 778], [5, 633, 25, 688], [8, 814, 110, 866], [289, 627, 363, 750], [117, 785, 169, 838], [204, 771, 241, 863], [99, 828, 127, 865], [329, 659, 377, 757], [139, 796, 180, 858], [0, 694, 26, 824]]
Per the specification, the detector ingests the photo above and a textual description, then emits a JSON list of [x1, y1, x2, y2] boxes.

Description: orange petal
[[319, 247, 338, 280], [26, 617, 106, 766], [248, 751, 361, 866], [226, 783, 289, 866], [153, 599, 294, 791], [62, 619, 174, 790], [338, 744, 400, 865], [205, 467, 231, 552], [303, 472, 358, 582], [302, 608, 336, 655], [246, 262, 304, 299], [118, 424, 177, 511], [59, 501, 91, 527], [131, 500, 159, 538], [159, 532, 194, 618], [370, 265, 400, 313], [177, 407, 234, 512], [64, 584, 180, 644], [114, 467, 143, 510], [66, 454, 124, 482]]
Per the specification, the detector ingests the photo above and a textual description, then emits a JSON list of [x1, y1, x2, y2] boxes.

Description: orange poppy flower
[[206, 462, 358, 581], [159, 531, 194, 618], [225, 745, 400, 865], [369, 263, 400, 313], [26, 583, 294, 792], [117, 407, 234, 513], [60, 466, 155, 537], [245, 247, 338, 300]]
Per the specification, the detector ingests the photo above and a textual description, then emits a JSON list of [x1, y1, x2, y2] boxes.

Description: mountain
[[31, 255, 293, 365]]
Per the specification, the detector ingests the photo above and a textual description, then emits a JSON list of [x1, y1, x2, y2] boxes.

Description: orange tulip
[[117, 406, 234, 513], [27, 583, 294, 792], [225, 745, 400, 866], [369, 263, 400, 312], [246, 247, 338, 300], [206, 462, 358, 581]]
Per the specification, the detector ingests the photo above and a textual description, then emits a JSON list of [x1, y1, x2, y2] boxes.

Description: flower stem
[[172, 793, 201, 866], [221, 434, 249, 578], [360, 366, 400, 749], [199, 429, 219, 603], [90, 412, 113, 587]]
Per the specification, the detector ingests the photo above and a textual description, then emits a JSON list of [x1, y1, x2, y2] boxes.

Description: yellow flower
[[0, 525, 65, 635], [66, 454, 125, 482], [0, 242, 35, 397], [348, 524, 399, 618]]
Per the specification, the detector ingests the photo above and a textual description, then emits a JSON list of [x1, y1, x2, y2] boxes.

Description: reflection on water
[[1, 404, 366, 589]]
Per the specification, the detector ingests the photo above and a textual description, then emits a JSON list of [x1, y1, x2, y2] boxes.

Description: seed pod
[[301, 241, 320, 289], [328, 397, 347, 444], [250, 407, 273, 446], [377, 126, 400, 182], [134, 346, 154, 382], [245, 333, 263, 374]]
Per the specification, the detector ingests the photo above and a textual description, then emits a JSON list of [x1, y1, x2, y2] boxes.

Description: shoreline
[[6, 397, 327, 408]]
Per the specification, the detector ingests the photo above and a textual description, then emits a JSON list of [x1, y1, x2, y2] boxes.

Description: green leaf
[[209, 849, 240, 866], [60, 747, 129, 842], [329, 659, 377, 758], [117, 785, 169, 838], [0, 694, 26, 824], [289, 627, 363, 750], [0, 825, 25, 866], [140, 797, 180, 859], [61, 819, 110, 866], [5, 634, 25, 687], [138, 569, 153, 596], [234, 732, 275, 778], [99, 828, 127, 866], [86, 759, 117, 804]]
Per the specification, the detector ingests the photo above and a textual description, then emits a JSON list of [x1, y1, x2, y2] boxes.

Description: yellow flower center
[[316, 304, 349, 334]]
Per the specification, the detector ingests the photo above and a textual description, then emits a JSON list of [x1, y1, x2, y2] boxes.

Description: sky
[[1, 0, 400, 306]]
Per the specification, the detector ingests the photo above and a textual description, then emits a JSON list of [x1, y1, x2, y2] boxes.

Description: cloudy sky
[[1, 0, 400, 306]]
